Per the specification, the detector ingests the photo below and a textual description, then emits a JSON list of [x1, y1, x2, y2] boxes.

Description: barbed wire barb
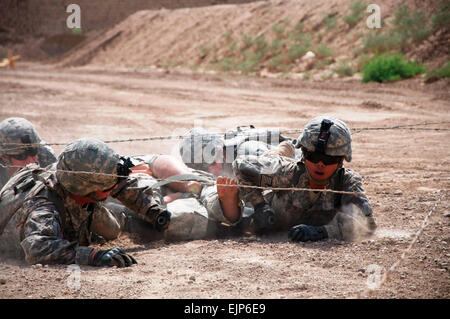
[[1, 121, 449, 152]]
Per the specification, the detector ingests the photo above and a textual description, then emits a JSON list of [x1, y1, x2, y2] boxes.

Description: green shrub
[[315, 44, 334, 58], [288, 43, 309, 61], [431, 0, 450, 32], [323, 12, 338, 30], [361, 53, 424, 83], [343, 0, 367, 28], [363, 33, 402, 54], [272, 22, 287, 38], [427, 61, 450, 78], [393, 5, 431, 50], [254, 34, 268, 52], [240, 34, 254, 51], [333, 61, 356, 77]]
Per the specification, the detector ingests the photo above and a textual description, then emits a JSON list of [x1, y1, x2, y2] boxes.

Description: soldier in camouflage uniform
[[231, 115, 377, 241], [0, 117, 57, 190], [105, 153, 242, 242], [0, 138, 169, 267], [179, 126, 296, 177]]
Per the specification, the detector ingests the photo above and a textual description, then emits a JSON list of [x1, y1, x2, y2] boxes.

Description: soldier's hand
[[288, 224, 328, 242], [89, 248, 137, 267], [252, 202, 276, 234]]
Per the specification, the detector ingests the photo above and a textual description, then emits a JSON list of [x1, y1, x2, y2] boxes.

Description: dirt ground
[[0, 62, 449, 300]]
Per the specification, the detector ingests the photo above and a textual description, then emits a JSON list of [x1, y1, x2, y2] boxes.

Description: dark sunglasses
[[9, 148, 38, 161], [302, 147, 342, 165]]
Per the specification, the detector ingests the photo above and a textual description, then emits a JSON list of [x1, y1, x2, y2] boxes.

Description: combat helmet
[[0, 117, 41, 156], [296, 115, 352, 162], [179, 128, 225, 170], [56, 138, 121, 196]]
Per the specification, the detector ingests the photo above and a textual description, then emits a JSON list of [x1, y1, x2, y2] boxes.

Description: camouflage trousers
[[100, 172, 236, 242]]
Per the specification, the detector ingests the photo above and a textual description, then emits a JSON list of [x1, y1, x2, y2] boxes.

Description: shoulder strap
[[333, 168, 345, 208], [292, 161, 304, 187], [0, 167, 47, 236]]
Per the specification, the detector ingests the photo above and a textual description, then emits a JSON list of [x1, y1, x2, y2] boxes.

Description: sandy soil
[[0, 63, 449, 299]]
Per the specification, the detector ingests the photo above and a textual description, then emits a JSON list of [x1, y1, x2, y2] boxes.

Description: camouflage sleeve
[[341, 169, 375, 220], [324, 169, 376, 240], [130, 154, 160, 170], [37, 145, 57, 168], [111, 173, 164, 219], [0, 166, 11, 191], [20, 203, 94, 265], [199, 183, 242, 225], [232, 154, 299, 206]]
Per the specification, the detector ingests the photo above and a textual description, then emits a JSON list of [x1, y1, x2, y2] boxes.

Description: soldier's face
[[305, 159, 339, 182], [6, 154, 39, 174]]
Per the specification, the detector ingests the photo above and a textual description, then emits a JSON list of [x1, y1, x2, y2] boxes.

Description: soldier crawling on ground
[[0, 117, 57, 190], [0, 138, 170, 267], [103, 135, 304, 242], [104, 153, 248, 242], [217, 115, 377, 242], [178, 126, 299, 177]]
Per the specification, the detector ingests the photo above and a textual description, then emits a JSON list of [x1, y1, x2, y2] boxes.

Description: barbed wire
[[362, 191, 445, 296], [1, 121, 449, 153], [0, 163, 365, 196]]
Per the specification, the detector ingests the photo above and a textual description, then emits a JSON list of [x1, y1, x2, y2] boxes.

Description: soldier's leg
[[90, 205, 122, 241], [164, 197, 217, 241], [151, 154, 202, 194], [216, 176, 240, 223]]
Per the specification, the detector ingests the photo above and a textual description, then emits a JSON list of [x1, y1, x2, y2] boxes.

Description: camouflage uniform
[[0, 139, 165, 265], [232, 116, 376, 241], [179, 126, 296, 176], [0, 117, 57, 190], [106, 154, 236, 242]]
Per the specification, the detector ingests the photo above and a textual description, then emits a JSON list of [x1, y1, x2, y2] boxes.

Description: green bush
[[315, 44, 334, 58], [333, 61, 356, 77], [288, 43, 309, 61], [323, 12, 338, 30], [363, 33, 402, 54], [361, 53, 424, 83], [361, 4, 434, 56], [431, 0, 450, 32], [393, 5, 431, 50], [343, 0, 367, 28], [427, 61, 450, 78]]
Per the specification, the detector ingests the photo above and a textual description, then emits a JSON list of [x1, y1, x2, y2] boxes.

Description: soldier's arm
[[20, 204, 94, 265], [324, 169, 376, 240], [232, 154, 299, 206], [341, 170, 375, 222], [110, 174, 168, 230]]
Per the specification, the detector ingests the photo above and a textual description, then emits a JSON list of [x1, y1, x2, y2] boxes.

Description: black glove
[[288, 224, 328, 242], [89, 248, 137, 267], [252, 202, 276, 233]]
